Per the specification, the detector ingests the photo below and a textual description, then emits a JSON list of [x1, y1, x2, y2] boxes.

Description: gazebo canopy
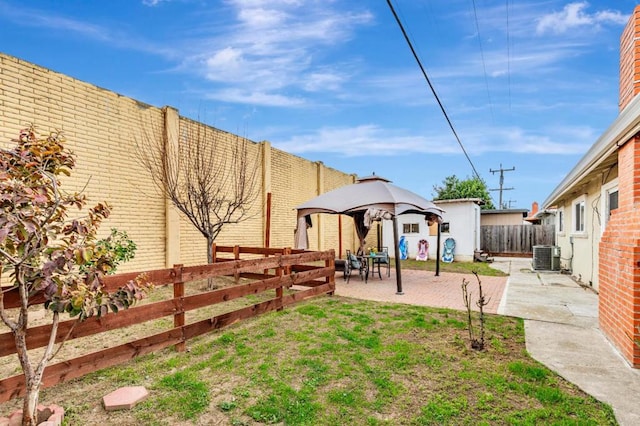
[[296, 175, 443, 220], [295, 175, 444, 295]]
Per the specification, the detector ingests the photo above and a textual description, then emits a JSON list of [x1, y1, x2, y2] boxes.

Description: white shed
[[381, 198, 483, 262]]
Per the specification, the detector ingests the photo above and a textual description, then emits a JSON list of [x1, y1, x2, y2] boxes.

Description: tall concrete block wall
[[0, 53, 356, 275], [0, 54, 167, 272], [323, 167, 357, 257]]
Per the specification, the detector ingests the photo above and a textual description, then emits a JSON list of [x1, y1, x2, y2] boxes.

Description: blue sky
[[0, 0, 636, 210]]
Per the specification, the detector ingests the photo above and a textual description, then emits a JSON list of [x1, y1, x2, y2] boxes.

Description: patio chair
[[442, 238, 455, 263], [373, 247, 391, 278], [335, 258, 347, 279], [345, 249, 368, 282]]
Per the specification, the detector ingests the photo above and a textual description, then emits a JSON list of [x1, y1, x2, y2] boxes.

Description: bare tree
[[137, 112, 260, 264], [461, 271, 490, 351]]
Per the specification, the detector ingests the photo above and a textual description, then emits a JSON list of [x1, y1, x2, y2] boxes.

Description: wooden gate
[[480, 225, 555, 255]]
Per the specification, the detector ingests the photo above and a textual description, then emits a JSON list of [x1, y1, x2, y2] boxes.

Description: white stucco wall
[[554, 171, 618, 290], [381, 200, 481, 262]]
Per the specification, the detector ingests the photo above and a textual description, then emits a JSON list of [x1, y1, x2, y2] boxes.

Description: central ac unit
[[533, 245, 561, 271]]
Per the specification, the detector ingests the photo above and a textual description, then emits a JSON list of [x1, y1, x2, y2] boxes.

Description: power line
[[506, 0, 512, 110], [385, 0, 482, 181], [470, 0, 495, 123]]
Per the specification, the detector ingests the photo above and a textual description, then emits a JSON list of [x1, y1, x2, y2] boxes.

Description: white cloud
[[0, 3, 108, 41], [271, 123, 594, 158], [595, 10, 628, 25], [536, 2, 628, 35], [303, 71, 346, 92], [462, 125, 593, 155], [183, 2, 373, 107], [272, 125, 459, 156], [206, 88, 305, 107], [142, 0, 166, 6], [237, 7, 288, 28], [204, 47, 245, 80]]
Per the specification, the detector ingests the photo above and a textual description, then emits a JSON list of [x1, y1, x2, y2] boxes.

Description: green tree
[[0, 126, 150, 425], [433, 175, 495, 210], [80, 228, 137, 274]]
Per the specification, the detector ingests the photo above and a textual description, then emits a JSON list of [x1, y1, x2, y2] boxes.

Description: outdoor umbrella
[[295, 175, 444, 294]]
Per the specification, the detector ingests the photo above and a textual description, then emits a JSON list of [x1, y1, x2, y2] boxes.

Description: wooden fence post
[[276, 254, 284, 312], [284, 247, 292, 276], [172, 264, 185, 352], [326, 255, 335, 296], [277, 248, 292, 312], [233, 245, 240, 284]]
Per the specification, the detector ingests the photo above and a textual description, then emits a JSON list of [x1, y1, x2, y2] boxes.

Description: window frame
[[556, 207, 564, 236], [440, 222, 450, 233], [572, 195, 587, 236], [402, 223, 420, 234], [600, 179, 619, 235]]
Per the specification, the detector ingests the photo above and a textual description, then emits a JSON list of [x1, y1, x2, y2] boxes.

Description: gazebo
[[295, 175, 444, 294]]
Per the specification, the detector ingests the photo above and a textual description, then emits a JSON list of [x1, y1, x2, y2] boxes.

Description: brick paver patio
[[333, 268, 507, 313]]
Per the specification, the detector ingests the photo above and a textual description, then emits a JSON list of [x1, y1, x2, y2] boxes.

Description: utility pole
[[490, 164, 515, 209]]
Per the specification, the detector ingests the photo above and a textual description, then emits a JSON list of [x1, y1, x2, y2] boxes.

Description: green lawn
[[43, 296, 615, 425], [395, 258, 508, 277]]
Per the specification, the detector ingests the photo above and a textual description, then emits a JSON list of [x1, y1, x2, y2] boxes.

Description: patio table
[[365, 253, 388, 281]]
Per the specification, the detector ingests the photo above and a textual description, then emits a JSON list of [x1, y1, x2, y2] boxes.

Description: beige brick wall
[[269, 148, 320, 249], [0, 54, 166, 273], [0, 53, 354, 274], [322, 167, 357, 257]]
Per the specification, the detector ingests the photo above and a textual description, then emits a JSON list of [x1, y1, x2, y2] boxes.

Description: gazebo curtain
[[353, 211, 369, 252]]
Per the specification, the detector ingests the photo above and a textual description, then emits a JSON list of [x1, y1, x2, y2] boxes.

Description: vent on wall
[[533, 245, 561, 271]]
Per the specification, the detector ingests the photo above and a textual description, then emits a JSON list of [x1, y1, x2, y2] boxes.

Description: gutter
[[543, 93, 640, 208]]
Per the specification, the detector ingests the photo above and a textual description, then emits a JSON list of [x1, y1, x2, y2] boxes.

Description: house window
[[403, 223, 419, 233], [601, 179, 618, 234], [440, 222, 450, 233], [557, 208, 564, 234], [572, 195, 586, 234], [608, 191, 619, 215]]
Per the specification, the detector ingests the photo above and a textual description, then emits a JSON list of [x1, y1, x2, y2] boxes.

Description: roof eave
[[543, 94, 640, 208], [433, 198, 485, 205]]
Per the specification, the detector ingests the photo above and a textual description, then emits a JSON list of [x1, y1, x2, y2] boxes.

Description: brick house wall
[[599, 136, 640, 366], [619, 7, 640, 112], [0, 53, 356, 275], [599, 5, 640, 367]]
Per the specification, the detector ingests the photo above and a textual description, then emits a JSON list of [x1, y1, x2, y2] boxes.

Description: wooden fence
[[480, 225, 555, 255], [0, 246, 335, 403]]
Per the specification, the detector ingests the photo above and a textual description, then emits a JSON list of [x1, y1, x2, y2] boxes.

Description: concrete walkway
[[333, 258, 640, 425], [495, 257, 640, 426]]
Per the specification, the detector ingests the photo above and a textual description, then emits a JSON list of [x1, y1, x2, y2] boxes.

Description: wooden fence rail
[[0, 246, 335, 403], [480, 225, 555, 255]]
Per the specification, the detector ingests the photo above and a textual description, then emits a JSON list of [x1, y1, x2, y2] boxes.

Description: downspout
[[569, 235, 574, 275]]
